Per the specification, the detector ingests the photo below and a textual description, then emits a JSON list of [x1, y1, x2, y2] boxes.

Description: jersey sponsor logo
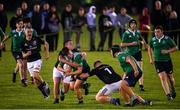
[[14, 34, 17, 37], [33, 41, 37, 46], [153, 42, 156, 45], [24, 43, 28, 46], [129, 35, 132, 38]]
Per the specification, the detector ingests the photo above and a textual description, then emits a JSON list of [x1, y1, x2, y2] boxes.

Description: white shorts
[[27, 59, 42, 76], [99, 80, 122, 95], [53, 67, 65, 79], [63, 76, 72, 84]]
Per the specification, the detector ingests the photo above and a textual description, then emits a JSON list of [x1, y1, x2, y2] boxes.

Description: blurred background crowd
[[0, 0, 180, 52]]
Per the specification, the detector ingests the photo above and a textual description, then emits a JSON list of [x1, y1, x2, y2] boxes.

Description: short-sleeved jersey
[[118, 52, 142, 74], [150, 35, 176, 61], [122, 29, 143, 55], [89, 64, 122, 84], [21, 37, 44, 62], [8, 30, 25, 52], [73, 52, 90, 71]]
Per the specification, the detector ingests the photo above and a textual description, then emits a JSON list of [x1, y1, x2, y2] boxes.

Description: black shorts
[[132, 51, 142, 61], [124, 71, 142, 87], [12, 52, 23, 61], [154, 60, 173, 74]]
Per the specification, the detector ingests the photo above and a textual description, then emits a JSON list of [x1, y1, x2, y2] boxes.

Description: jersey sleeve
[[122, 32, 128, 43], [88, 68, 97, 76], [167, 37, 177, 48]]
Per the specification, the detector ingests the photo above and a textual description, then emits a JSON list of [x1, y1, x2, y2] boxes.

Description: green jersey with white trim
[[122, 29, 143, 55], [150, 35, 176, 61], [8, 30, 25, 52]]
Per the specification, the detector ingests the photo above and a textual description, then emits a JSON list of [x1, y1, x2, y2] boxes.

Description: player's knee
[[95, 94, 101, 102], [18, 62, 23, 69], [74, 84, 80, 90]]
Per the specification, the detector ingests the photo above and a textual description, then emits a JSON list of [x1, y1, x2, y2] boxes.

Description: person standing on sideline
[[121, 19, 147, 92], [107, 6, 117, 49], [116, 7, 132, 39], [97, 7, 112, 51], [138, 7, 151, 46], [86, 6, 96, 51], [61, 3, 73, 43], [73, 7, 86, 49], [148, 26, 177, 101]]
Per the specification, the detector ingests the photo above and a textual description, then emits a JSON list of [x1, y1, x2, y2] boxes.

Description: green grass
[[0, 13, 180, 109], [0, 49, 180, 109]]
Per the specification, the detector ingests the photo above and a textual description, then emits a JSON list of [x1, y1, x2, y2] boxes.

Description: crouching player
[[21, 26, 50, 98], [111, 45, 152, 106]]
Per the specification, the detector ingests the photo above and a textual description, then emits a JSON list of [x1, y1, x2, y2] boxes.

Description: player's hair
[[16, 18, 23, 24], [63, 40, 72, 47], [60, 47, 69, 56], [155, 25, 163, 31], [94, 60, 102, 68], [111, 45, 121, 57], [129, 19, 137, 27]]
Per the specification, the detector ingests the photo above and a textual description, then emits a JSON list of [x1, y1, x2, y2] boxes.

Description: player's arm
[[126, 56, 139, 77], [59, 56, 80, 68], [120, 42, 138, 47], [161, 47, 178, 54], [1, 35, 9, 46], [66, 66, 82, 76], [44, 41, 49, 60], [148, 45, 154, 64], [57, 64, 70, 73], [22, 51, 31, 58]]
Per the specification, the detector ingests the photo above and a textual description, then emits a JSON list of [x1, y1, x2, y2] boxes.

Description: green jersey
[[150, 35, 176, 61], [73, 52, 89, 71], [117, 52, 142, 74], [8, 30, 25, 52], [122, 29, 143, 55]]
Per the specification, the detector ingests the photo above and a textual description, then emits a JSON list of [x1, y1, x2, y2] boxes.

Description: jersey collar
[[156, 35, 164, 43], [128, 29, 136, 36]]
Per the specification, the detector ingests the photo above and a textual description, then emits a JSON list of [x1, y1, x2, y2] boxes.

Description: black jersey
[[22, 37, 44, 62], [89, 64, 122, 84]]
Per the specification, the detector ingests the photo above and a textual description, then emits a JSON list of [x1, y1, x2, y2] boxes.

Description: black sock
[[139, 85, 144, 88]]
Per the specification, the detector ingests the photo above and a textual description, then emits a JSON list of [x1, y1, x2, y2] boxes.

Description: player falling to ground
[[111, 45, 152, 106], [148, 26, 177, 101], [120, 19, 147, 92], [61, 47, 90, 104], [21, 26, 50, 98], [1, 19, 27, 86], [53, 47, 72, 104]]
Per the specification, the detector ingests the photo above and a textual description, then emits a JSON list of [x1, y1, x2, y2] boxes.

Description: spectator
[[107, 6, 117, 49], [30, 3, 43, 36], [61, 3, 73, 43], [0, 3, 7, 32], [116, 7, 132, 39], [151, 0, 166, 29], [10, 7, 23, 30], [138, 7, 151, 45], [47, 5, 60, 51], [0, 3, 7, 51], [97, 7, 112, 51], [164, 4, 173, 33], [86, 6, 96, 51], [73, 7, 86, 49], [21, 1, 31, 18], [166, 11, 179, 46], [41, 2, 50, 35]]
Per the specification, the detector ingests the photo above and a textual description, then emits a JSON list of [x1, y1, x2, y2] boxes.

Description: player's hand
[[131, 41, 138, 46], [161, 50, 169, 54], [27, 51, 32, 56], [150, 59, 154, 65], [134, 71, 139, 77]]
